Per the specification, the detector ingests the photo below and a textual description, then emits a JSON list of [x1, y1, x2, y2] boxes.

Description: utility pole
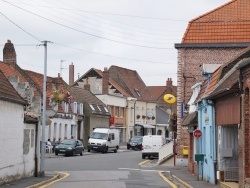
[[40, 40, 51, 177]]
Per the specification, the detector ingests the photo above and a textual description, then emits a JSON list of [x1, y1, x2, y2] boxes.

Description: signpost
[[193, 129, 202, 138]]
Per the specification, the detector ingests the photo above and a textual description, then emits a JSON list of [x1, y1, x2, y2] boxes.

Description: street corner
[[27, 171, 70, 188]]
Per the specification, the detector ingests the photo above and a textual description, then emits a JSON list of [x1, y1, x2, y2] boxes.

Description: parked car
[[54, 139, 84, 156], [127, 136, 143, 150]]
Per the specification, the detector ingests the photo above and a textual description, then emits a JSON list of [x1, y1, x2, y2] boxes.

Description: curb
[[158, 171, 178, 188], [172, 175, 193, 188], [26, 172, 69, 188]]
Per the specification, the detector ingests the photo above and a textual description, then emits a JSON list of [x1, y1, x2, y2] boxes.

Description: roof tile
[[183, 0, 250, 43]]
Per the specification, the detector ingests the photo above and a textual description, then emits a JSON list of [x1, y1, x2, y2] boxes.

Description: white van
[[142, 135, 166, 159], [88, 128, 120, 153]]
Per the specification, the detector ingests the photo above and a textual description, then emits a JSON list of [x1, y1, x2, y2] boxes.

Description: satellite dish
[[164, 94, 176, 104]]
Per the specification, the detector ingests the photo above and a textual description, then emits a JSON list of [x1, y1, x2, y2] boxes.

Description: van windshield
[[90, 132, 108, 140]]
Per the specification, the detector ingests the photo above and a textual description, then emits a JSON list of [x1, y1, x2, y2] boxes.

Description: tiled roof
[[148, 86, 177, 101], [183, 0, 250, 43], [196, 46, 250, 101], [75, 68, 130, 96], [0, 68, 26, 105], [24, 70, 73, 113], [69, 86, 110, 116], [148, 86, 166, 101], [108, 65, 155, 101], [0, 61, 42, 95]]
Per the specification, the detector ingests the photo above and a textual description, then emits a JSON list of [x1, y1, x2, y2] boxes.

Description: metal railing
[[224, 167, 239, 182], [158, 141, 173, 164]]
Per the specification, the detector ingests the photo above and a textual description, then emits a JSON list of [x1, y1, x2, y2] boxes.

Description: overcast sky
[[0, 0, 229, 86]]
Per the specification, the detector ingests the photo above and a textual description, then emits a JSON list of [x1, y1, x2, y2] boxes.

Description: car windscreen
[[60, 140, 75, 145], [90, 132, 108, 140], [131, 137, 142, 142]]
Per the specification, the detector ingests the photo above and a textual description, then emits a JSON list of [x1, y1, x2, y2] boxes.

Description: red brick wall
[[176, 47, 244, 159]]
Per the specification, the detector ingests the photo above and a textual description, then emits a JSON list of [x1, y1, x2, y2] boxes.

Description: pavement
[[1, 146, 221, 188]]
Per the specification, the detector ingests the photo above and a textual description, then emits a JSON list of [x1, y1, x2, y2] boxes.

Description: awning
[[182, 111, 198, 127], [136, 123, 155, 129]]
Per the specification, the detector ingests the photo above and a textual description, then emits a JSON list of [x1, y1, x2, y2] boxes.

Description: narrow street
[[44, 149, 172, 188]]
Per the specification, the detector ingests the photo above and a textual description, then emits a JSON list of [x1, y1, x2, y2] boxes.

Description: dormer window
[[97, 105, 101, 111], [134, 88, 141, 97], [104, 106, 109, 113], [89, 104, 95, 111]]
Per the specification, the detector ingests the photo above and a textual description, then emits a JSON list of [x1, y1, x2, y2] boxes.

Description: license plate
[[60, 150, 65, 152], [93, 147, 98, 149]]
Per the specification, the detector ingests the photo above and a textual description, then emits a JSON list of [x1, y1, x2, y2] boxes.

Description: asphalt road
[[44, 150, 172, 188]]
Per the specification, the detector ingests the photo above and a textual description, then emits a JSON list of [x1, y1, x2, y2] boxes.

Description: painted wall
[[198, 99, 216, 184], [0, 100, 36, 185], [46, 115, 77, 142]]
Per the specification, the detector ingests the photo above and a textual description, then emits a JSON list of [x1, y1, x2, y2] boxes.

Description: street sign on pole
[[193, 129, 202, 138]]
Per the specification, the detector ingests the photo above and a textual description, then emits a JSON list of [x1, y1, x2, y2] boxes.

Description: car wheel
[[103, 146, 108, 153], [114, 149, 117, 153], [116, 145, 119, 150], [55, 152, 58, 156], [88, 149, 90, 152], [80, 150, 83, 156]]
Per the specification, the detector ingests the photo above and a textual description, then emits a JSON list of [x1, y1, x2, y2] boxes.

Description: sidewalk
[[159, 156, 220, 188]]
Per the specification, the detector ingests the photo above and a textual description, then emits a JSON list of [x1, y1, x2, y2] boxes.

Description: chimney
[[102, 67, 109, 94], [166, 78, 173, 87], [84, 78, 90, 91], [58, 73, 61, 78], [69, 63, 74, 86], [3, 40, 16, 65]]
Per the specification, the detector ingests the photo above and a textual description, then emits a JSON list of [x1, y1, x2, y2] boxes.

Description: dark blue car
[[54, 139, 84, 156]]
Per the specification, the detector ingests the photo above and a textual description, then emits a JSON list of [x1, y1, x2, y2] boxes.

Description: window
[[62, 102, 69, 113], [53, 123, 57, 140], [97, 105, 101, 111], [109, 133, 115, 140], [115, 106, 119, 117], [64, 124, 68, 139], [73, 102, 77, 113], [108, 106, 114, 116], [120, 107, 124, 117], [59, 123, 62, 140], [134, 88, 141, 97], [104, 106, 109, 113], [80, 103, 83, 115], [78, 103, 84, 115], [89, 104, 95, 111]]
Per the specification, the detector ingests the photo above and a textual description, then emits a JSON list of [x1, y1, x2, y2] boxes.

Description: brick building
[[174, 0, 250, 165]]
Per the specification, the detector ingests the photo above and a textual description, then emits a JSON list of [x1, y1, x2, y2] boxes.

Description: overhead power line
[[0, 11, 41, 42], [2, 0, 172, 49], [5, 1, 187, 22], [53, 42, 175, 64]]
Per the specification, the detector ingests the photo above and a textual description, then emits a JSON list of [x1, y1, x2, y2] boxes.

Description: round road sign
[[193, 129, 202, 138]]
